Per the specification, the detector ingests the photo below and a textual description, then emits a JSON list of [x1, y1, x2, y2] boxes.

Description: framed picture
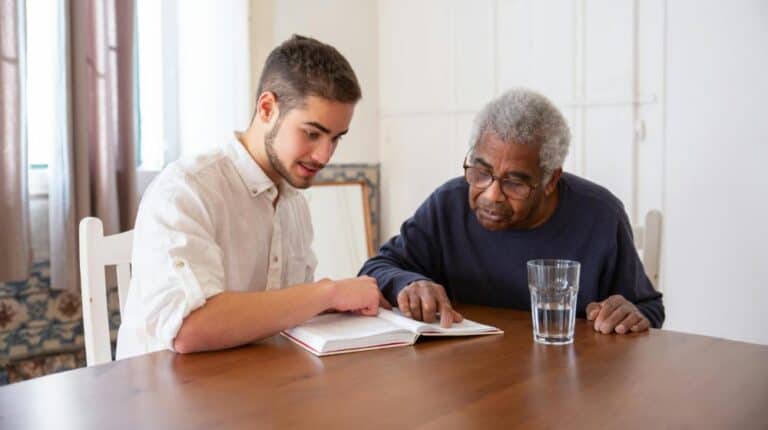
[[301, 181, 374, 280]]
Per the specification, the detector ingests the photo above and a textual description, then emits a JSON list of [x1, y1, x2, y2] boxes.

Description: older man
[[360, 88, 664, 334]]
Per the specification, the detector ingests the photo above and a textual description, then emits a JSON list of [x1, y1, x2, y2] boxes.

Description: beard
[[263, 119, 313, 189]]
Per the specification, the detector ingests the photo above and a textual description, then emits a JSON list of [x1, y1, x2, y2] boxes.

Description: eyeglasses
[[463, 165, 539, 200]]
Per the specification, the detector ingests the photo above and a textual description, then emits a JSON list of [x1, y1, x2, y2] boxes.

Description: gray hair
[[468, 88, 570, 183]]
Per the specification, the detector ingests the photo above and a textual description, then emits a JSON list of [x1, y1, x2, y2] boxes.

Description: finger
[[594, 296, 623, 331], [409, 293, 423, 321], [437, 298, 456, 328], [420, 293, 439, 323], [360, 304, 378, 316], [599, 304, 632, 334], [430, 286, 460, 326], [585, 302, 601, 320], [367, 289, 380, 314], [615, 312, 642, 334], [378, 292, 393, 310], [397, 292, 412, 318], [630, 317, 651, 332]]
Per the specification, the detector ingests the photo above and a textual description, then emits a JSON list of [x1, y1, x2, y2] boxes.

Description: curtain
[[49, 0, 137, 290], [0, 0, 32, 282]]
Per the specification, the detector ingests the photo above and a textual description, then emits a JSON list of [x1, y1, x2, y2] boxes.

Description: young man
[[116, 35, 385, 359]]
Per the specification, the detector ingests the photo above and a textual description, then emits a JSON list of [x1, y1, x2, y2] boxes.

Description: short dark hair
[[256, 35, 362, 116]]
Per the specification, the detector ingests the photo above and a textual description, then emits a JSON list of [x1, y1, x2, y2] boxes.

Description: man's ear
[[544, 168, 563, 195], [256, 91, 280, 126]]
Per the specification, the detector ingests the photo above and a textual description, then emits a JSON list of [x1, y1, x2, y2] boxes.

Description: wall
[[662, 0, 768, 344]]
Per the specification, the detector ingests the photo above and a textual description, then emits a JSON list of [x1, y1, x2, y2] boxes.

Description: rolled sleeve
[[128, 169, 226, 352]]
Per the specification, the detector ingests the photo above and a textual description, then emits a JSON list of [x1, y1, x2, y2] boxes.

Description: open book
[[282, 309, 503, 356]]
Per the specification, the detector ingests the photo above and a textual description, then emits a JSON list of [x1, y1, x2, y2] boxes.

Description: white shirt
[[116, 140, 317, 359]]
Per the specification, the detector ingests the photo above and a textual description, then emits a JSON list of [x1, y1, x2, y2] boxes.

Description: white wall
[[662, 0, 768, 344], [252, 0, 380, 164]]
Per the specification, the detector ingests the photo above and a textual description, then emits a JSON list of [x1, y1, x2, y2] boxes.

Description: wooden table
[[1, 306, 767, 429]]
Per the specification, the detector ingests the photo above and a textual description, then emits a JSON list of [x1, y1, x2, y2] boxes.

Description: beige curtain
[[49, 0, 137, 290], [0, 0, 32, 282]]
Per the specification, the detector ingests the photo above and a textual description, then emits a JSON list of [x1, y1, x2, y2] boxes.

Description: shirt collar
[[225, 139, 298, 199]]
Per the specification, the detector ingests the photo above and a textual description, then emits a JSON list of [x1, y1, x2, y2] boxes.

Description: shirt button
[[273, 256, 279, 263], [175, 260, 185, 268]]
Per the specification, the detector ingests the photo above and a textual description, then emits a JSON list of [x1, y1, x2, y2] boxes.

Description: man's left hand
[[586, 295, 650, 334]]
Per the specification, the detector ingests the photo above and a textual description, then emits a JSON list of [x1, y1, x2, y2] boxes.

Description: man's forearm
[[173, 282, 334, 353]]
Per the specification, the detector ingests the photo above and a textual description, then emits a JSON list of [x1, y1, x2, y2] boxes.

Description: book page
[[294, 313, 403, 340], [377, 309, 503, 336]]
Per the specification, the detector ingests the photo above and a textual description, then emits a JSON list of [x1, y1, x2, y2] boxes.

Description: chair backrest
[[78, 217, 133, 366], [632, 210, 663, 290]]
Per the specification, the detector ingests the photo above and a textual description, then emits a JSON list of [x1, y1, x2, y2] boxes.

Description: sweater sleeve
[[602, 209, 666, 328], [359, 192, 445, 304]]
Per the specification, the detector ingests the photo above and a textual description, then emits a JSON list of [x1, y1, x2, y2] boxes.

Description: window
[[26, 0, 58, 168], [135, 0, 250, 170], [25, 0, 67, 195], [136, 0, 167, 170], [24, 0, 251, 189]]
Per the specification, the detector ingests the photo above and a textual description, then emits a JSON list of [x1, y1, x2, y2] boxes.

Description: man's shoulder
[[421, 177, 468, 211], [432, 177, 468, 200], [167, 146, 231, 180], [146, 146, 232, 196], [142, 148, 231, 213], [561, 173, 627, 219]]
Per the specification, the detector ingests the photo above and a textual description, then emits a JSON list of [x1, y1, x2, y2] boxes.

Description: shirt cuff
[[144, 257, 222, 351]]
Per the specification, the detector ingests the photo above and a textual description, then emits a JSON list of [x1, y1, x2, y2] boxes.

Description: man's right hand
[[322, 276, 386, 316], [397, 280, 463, 328]]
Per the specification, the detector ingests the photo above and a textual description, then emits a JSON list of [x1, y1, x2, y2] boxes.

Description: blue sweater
[[360, 173, 665, 328]]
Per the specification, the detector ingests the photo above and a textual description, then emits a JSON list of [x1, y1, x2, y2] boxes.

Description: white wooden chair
[[78, 217, 133, 366], [632, 210, 663, 290]]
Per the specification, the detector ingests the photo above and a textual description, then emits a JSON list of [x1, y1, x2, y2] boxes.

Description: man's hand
[[397, 280, 463, 328], [323, 276, 389, 316], [586, 295, 650, 334]]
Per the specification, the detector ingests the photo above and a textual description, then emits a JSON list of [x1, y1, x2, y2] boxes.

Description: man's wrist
[[317, 279, 337, 310], [398, 276, 431, 291]]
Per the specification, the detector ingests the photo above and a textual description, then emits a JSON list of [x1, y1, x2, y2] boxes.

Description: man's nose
[[311, 140, 334, 165], [481, 179, 506, 202]]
